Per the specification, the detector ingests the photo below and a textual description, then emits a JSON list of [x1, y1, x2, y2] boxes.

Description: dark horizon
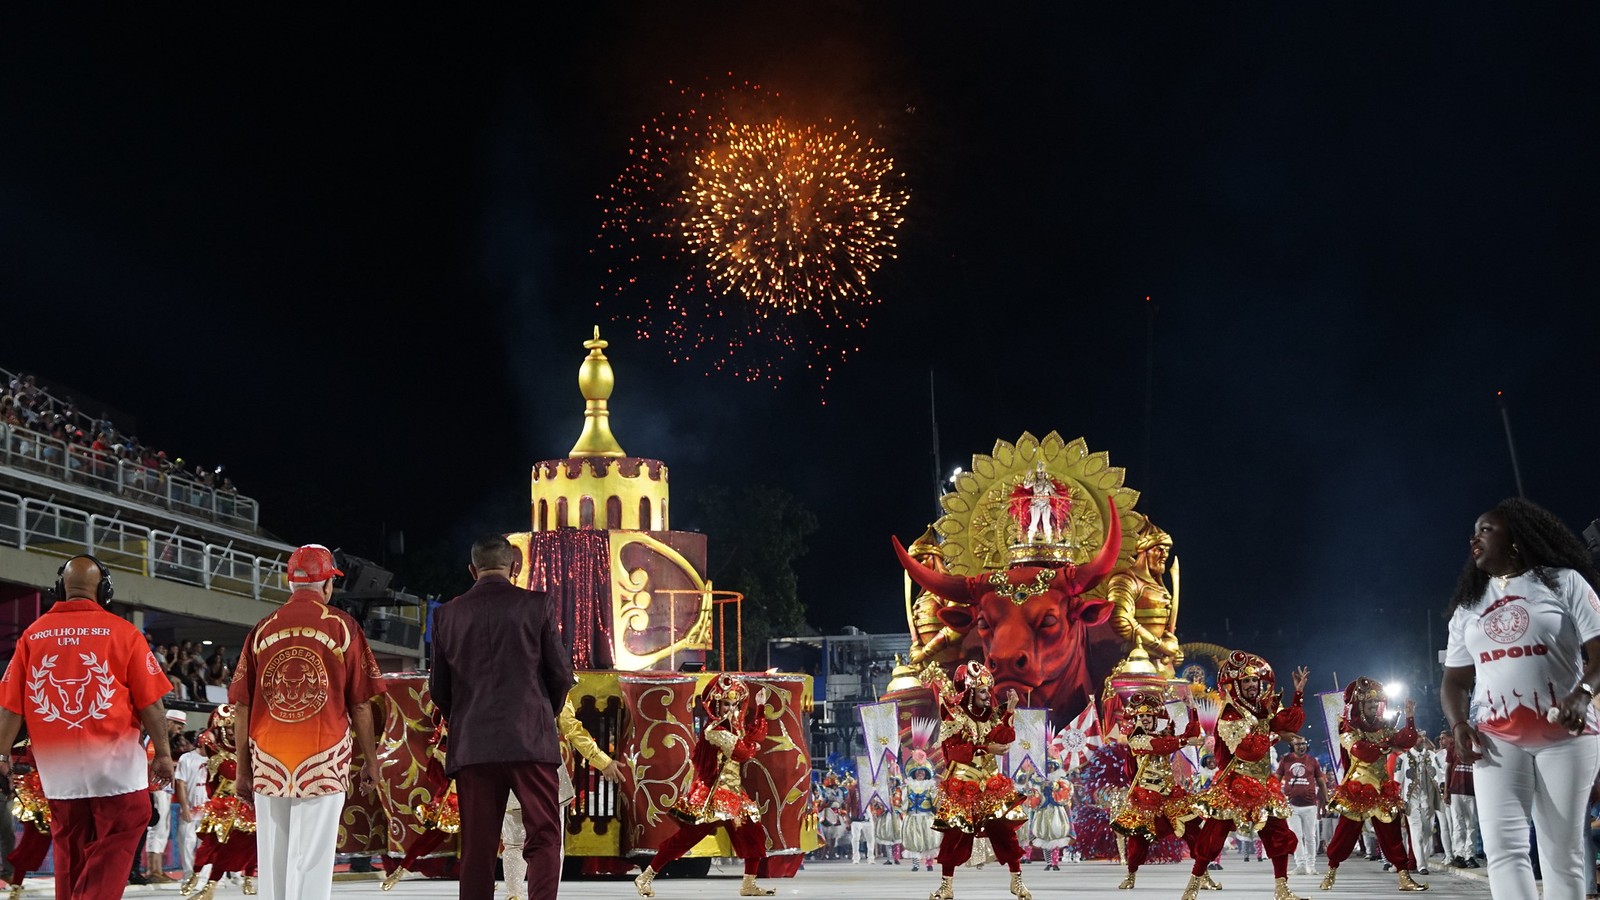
[[4, 5, 1596, 728]]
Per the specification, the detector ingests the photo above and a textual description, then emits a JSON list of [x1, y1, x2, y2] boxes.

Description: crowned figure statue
[[1005, 462, 1075, 567]]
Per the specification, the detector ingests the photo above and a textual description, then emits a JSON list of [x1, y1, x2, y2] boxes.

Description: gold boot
[[242, 875, 257, 895], [1201, 871, 1223, 890], [739, 874, 775, 897], [634, 867, 658, 898], [7, 884, 21, 900], [1397, 871, 1429, 892], [1009, 872, 1032, 900], [381, 867, 408, 891], [1319, 867, 1337, 891], [1273, 876, 1307, 900], [930, 875, 955, 900], [191, 884, 218, 900], [1181, 875, 1204, 900], [1117, 871, 1136, 889], [178, 873, 200, 896]]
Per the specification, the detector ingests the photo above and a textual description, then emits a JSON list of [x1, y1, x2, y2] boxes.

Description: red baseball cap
[[287, 544, 343, 583]]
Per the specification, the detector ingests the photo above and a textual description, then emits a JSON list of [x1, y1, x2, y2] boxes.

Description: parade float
[[875, 431, 1227, 863], [338, 330, 815, 879]]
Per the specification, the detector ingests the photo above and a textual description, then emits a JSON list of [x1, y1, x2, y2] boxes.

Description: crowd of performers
[[798, 651, 1443, 900], [0, 652, 1436, 900]]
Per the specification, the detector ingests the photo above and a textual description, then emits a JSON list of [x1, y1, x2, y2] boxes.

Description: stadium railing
[[0, 488, 289, 603]]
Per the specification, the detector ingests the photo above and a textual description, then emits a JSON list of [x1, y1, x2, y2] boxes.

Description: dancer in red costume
[[380, 720, 458, 890], [634, 674, 774, 898], [1188, 652, 1310, 900], [1320, 677, 1429, 892], [1110, 691, 1206, 891], [6, 740, 51, 900], [182, 705, 257, 899], [921, 661, 1031, 900]]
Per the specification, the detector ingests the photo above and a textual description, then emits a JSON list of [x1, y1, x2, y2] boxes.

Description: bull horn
[[1070, 498, 1123, 591], [892, 535, 975, 605]]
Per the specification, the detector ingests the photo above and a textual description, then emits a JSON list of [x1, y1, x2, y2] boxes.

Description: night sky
[[5, 5, 1597, 724]]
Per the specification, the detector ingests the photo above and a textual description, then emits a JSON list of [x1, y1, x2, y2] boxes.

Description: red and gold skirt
[[1328, 780, 1405, 823], [1196, 773, 1290, 831], [199, 795, 257, 843], [933, 773, 1025, 834], [1111, 785, 1200, 841], [671, 781, 762, 826]]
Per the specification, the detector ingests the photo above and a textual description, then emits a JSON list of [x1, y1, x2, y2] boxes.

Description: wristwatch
[[1578, 682, 1596, 698]]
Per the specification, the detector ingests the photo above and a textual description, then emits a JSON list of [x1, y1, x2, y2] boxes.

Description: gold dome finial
[[569, 326, 626, 458]]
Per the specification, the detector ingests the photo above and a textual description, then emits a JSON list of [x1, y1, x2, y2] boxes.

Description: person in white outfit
[[1441, 498, 1600, 900], [1430, 732, 1454, 864], [1392, 735, 1438, 875], [173, 733, 210, 881], [847, 776, 876, 864]]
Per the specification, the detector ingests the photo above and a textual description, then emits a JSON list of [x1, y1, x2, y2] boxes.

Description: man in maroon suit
[[431, 534, 573, 900]]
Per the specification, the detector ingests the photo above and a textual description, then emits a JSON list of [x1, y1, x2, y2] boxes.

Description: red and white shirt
[[0, 600, 172, 799], [229, 590, 386, 797], [1445, 567, 1600, 747]]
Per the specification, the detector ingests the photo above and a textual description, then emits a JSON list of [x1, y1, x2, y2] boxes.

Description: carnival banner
[[1055, 703, 1101, 770], [1318, 690, 1345, 780], [857, 701, 900, 810], [1007, 707, 1049, 778]]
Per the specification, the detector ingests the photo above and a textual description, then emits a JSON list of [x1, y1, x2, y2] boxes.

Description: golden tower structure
[[513, 327, 716, 672], [530, 327, 670, 533]]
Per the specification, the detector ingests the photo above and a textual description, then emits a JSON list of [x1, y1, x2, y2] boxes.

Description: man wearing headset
[[0, 555, 177, 900]]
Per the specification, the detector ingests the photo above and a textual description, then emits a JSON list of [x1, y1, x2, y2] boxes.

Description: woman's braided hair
[[1448, 497, 1600, 613]]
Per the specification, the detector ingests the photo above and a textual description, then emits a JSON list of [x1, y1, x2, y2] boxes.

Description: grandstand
[[0, 365, 425, 699]]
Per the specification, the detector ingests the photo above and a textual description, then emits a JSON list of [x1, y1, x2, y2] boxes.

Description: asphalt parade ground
[[62, 854, 1494, 898]]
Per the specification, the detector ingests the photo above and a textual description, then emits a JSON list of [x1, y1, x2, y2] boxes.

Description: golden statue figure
[[885, 526, 968, 693], [1107, 519, 1182, 679]]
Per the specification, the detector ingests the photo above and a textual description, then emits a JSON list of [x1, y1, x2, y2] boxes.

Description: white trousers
[[1287, 805, 1319, 871], [1434, 798, 1454, 861], [146, 796, 172, 853], [255, 793, 344, 900], [1405, 804, 1433, 869], [850, 819, 876, 862], [1472, 732, 1600, 900], [178, 816, 201, 875], [1449, 792, 1479, 860]]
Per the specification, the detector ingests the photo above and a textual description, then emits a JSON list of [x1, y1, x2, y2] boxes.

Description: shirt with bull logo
[[0, 599, 173, 799], [1445, 567, 1600, 747], [229, 589, 386, 798]]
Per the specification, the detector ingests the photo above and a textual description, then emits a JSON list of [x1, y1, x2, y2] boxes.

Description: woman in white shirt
[[1440, 498, 1600, 900]]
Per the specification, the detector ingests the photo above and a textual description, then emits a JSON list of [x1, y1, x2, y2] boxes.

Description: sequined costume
[[1186, 651, 1307, 900], [1108, 692, 1204, 888], [922, 662, 1033, 900], [7, 741, 52, 898], [1029, 756, 1073, 871], [635, 674, 774, 898], [1319, 677, 1428, 892], [183, 705, 258, 899], [901, 752, 942, 869]]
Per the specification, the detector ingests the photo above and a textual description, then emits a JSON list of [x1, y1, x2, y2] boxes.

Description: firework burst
[[595, 79, 910, 389]]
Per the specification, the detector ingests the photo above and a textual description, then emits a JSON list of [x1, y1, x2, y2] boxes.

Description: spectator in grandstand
[[206, 649, 231, 686]]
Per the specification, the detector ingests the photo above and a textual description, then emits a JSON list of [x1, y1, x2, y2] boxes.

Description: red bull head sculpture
[[893, 499, 1122, 725]]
